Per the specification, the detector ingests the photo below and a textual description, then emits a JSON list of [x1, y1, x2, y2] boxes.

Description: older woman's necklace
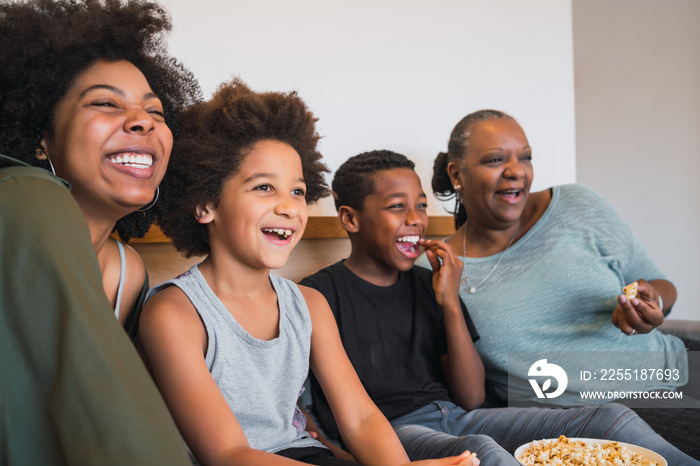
[[461, 221, 520, 294]]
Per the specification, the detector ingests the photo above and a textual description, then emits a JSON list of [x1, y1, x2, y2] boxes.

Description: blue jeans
[[392, 400, 699, 465]]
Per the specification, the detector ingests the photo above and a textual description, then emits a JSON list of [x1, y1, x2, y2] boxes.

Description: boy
[[301, 150, 690, 465]]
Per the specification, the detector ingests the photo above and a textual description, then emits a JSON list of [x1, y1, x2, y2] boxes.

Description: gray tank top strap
[[114, 240, 126, 319]]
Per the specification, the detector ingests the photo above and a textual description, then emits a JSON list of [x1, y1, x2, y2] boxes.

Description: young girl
[[137, 80, 479, 466]]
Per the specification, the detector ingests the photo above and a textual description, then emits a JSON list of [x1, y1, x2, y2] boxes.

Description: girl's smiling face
[[42, 59, 172, 219], [200, 139, 308, 271], [450, 118, 533, 228]]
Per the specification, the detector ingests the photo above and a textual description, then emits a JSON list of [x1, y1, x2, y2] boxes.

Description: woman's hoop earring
[[46, 156, 57, 177], [35, 149, 56, 176], [137, 186, 160, 212]]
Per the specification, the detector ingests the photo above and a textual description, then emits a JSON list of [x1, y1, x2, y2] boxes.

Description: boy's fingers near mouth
[[422, 238, 456, 254], [419, 240, 444, 272], [420, 238, 444, 254]]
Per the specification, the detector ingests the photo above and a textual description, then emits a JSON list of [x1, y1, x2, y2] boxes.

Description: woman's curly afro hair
[[332, 150, 415, 212], [432, 109, 515, 229], [157, 78, 331, 258], [0, 0, 201, 241]]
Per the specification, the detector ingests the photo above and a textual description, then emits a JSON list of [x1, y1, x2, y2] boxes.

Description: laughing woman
[[0, 0, 200, 463], [419, 109, 700, 460], [0, 0, 200, 340]]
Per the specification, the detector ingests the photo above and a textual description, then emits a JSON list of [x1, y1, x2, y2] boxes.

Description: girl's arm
[[298, 404, 356, 462], [301, 286, 479, 466], [138, 287, 306, 466], [302, 285, 410, 465], [421, 239, 485, 410]]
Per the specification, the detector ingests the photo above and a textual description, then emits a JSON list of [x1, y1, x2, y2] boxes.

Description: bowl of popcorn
[[514, 435, 666, 465]]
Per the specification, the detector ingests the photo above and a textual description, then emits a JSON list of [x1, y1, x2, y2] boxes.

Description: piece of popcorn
[[623, 281, 638, 299]]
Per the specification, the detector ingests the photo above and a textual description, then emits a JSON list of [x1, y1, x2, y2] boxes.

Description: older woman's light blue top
[[417, 184, 687, 406]]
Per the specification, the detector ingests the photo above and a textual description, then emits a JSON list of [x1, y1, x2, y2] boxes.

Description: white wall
[[162, 0, 576, 216], [573, 0, 700, 321], [159, 1, 698, 319]]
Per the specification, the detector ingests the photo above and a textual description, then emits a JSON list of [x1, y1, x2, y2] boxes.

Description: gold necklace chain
[[461, 220, 520, 294]]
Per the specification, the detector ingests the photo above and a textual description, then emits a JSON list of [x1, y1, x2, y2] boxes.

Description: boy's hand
[[307, 430, 356, 462], [419, 238, 463, 309], [612, 279, 664, 335], [421, 239, 485, 409], [301, 403, 357, 462]]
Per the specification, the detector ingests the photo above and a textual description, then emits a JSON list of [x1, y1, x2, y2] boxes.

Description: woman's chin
[[121, 190, 159, 211]]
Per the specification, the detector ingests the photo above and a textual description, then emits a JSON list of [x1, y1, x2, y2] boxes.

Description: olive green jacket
[[0, 155, 189, 465]]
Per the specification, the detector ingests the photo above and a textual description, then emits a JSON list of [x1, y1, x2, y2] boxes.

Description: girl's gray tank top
[[147, 264, 322, 456]]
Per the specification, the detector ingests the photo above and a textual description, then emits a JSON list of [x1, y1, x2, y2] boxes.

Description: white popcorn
[[517, 435, 659, 466]]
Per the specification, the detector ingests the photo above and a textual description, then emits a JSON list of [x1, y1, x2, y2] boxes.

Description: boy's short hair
[[158, 78, 330, 257], [332, 150, 415, 212]]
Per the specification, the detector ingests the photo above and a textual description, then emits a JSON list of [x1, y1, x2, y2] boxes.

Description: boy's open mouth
[[262, 227, 293, 241], [395, 235, 420, 259]]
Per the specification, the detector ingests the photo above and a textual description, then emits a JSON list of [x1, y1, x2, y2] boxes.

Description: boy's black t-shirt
[[299, 260, 479, 441]]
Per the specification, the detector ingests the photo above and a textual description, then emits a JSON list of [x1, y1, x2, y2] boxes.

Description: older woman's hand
[[612, 279, 665, 335]]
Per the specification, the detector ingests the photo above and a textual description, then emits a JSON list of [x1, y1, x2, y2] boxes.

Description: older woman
[[419, 109, 699, 459], [0, 0, 199, 463]]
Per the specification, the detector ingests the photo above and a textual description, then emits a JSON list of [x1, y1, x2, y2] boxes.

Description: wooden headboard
[[128, 216, 455, 286]]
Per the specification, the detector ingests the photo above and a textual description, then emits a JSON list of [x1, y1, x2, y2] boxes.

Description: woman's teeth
[[396, 235, 420, 244], [263, 228, 293, 240], [498, 189, 521, 200], [107, 153, 153, 168]]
